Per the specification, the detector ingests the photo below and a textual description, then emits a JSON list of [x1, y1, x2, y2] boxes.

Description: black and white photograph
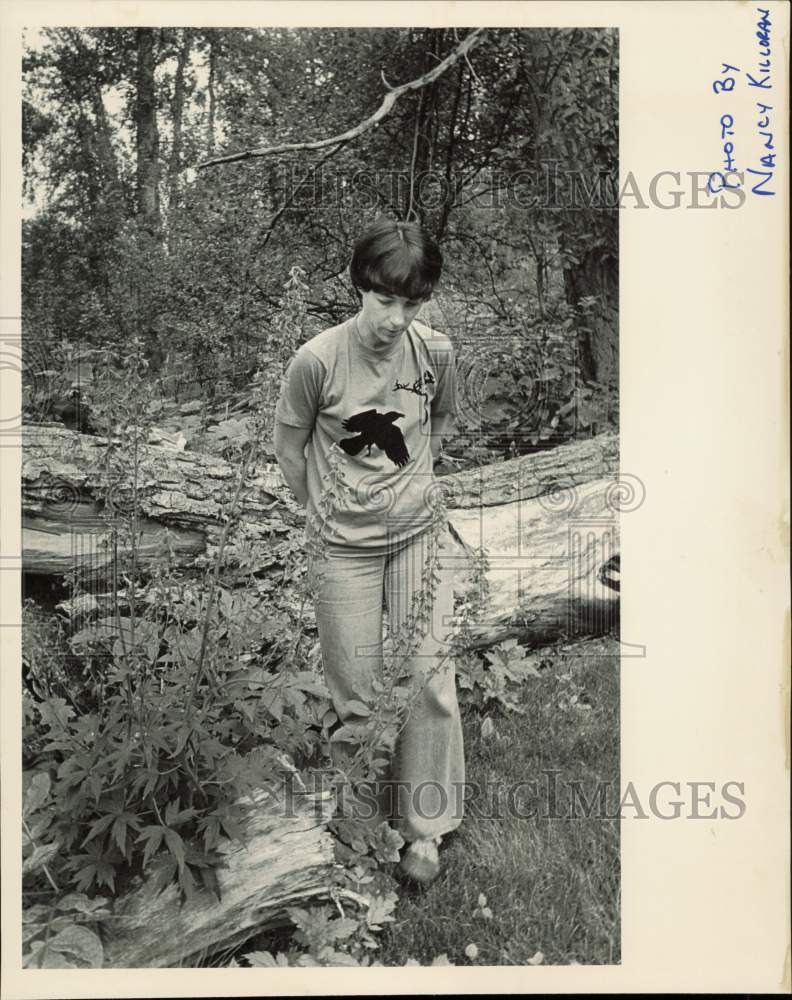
[[3, 1, 788, 995], [17, 21, 620, 970]]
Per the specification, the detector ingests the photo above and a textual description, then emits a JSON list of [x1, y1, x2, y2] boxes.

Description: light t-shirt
[[275, 315, 459, 550]]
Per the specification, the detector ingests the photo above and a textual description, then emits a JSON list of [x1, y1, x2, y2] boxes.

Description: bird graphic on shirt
[[339, 409, 410, 467]]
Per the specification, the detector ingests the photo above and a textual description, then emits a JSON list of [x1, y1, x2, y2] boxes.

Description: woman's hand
[[274, 420, 312, 507]]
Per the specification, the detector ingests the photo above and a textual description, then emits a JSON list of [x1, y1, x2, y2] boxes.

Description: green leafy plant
[[21, 276, 337, 919], [22, 771, 111, 968], [452, 546, 541, 713], [242, 889, 399, 967], [23, 893, 110, 969]]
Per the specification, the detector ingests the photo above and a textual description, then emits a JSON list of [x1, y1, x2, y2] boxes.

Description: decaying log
[[440, 431, 618, 508], [102, 779, 337, 968], [438, 433, 620, 646], [22, 425, 302, 577], [23, 501, 206, 576], [22, 425, 620, 646], [445, 478, 619, 648]]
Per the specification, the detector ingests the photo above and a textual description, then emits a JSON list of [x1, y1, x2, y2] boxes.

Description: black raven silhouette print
[[339, 409, 409, 468]]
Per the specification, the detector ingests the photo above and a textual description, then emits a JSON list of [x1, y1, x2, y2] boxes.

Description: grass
[[376, 633, 620, 967], [242, 632, 620, 968]]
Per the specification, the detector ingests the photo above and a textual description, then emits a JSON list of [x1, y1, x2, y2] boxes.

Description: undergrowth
[[22, 267, 545, 970]]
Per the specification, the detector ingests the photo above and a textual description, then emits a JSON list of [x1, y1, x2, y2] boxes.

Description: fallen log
[[23, 501, 206, 576], [22, 425, 620, 646], [22, 424, 302, 578], [440, 430, 618, 508], [445, 477, 619, 648], [102, 772, 337, 968]]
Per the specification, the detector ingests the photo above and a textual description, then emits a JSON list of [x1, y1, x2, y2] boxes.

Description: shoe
[[400, 836, 441, 884]]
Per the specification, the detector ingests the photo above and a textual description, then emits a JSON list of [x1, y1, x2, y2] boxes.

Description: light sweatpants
[[310, 524, 465, 843]]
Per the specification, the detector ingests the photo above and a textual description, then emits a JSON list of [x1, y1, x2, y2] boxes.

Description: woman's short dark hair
[[350, 216, 443, 301]]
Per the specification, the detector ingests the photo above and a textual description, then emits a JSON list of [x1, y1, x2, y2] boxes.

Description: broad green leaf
[[328, 918, 358, 941], [371, 825, 404, 864], [344, 700, 371, 717], [218, 814, 244, 842], [30, 950, 73, 969], [23, 771, 51, 815], [37, 698, 74, 731], [81, 813, 115, 846], [366, 892, 398, 928], [263, 693, 284, 721], [69, 625, 119, 649], [27, 924, 104, 968], [178, 861, 196, 901], [111, 816, 128, 854], [244, 950, 282, 967], [45, 924, 104, 968], [22, 904, 49, 924], [56, 893, 110, 916], [329, 723, 371, 744], [95, 859, 116, 892], [163, 827, 186, 868], [22, 842, 59, 875], [292, 672, 330, 698]]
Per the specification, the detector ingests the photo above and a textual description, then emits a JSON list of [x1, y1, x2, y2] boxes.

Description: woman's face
[[359, 288, 427, 348]]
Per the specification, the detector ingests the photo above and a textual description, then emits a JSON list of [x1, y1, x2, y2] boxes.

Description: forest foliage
[[23, 25, 618, 452]]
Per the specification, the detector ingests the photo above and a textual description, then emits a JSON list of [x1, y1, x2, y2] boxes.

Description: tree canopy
[[23, 26, 618, 442]]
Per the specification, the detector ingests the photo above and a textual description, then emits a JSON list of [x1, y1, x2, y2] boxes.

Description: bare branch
[[464, 50, 484, 88], [196, 28, 487, 170], [256, 139, 348, 255], [454, 26, 484, 88]]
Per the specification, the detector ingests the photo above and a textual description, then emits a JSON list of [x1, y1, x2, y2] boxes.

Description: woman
[[274, 217, 464, 884]]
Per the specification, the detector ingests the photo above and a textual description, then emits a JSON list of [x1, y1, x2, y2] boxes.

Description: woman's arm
[[426, 333, 459, 462], [430, 411, 456, 461], [274, 421, 312, 507], [274, 346, 324, 508]]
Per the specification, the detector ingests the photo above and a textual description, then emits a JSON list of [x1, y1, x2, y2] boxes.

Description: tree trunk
[[562, 248, 618, 388], [66, 30, 124, 227], [135, 27, 160, 226], [168, 28, 192, 212], [75, 108, 101, 217], [441, 431, 619, 646], [207, 33, 217, 155]]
